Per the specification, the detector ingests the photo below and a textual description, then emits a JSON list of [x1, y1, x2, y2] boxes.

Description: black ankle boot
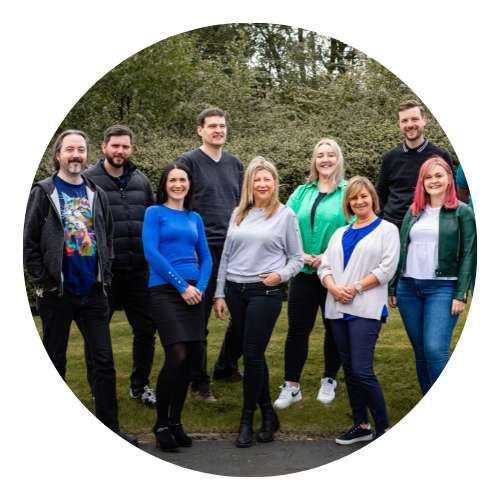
[[256, 403, 280, 443], [169, 423, 192, 447], [154, 425, 178, 452], [235, 409, 254, 448]]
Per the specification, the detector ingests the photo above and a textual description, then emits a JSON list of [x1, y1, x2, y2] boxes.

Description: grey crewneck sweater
[[215, 206, 304, 298]]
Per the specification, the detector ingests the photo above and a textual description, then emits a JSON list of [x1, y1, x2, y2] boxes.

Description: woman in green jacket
[[274, 138, 349, 410], [389, 156, 476, 395]]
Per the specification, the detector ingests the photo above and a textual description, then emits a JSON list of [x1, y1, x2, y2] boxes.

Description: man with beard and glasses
[[24, 129, 137, 445], [84, 125, 157, 407], [376, 99, 454, 229], [179, 107, 244, 402]]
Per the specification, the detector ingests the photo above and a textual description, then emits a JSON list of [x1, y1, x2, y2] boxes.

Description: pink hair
[[411, 156, 458, 216]]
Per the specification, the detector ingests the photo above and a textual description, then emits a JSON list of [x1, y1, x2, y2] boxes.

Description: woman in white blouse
[[318, 176, 399, 445], [389, 156, 476, 395]]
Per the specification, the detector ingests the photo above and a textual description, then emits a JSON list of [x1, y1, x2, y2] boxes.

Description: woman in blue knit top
[[142, 162, 212, 451]]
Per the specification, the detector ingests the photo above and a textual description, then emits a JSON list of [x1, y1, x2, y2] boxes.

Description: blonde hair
[[343, 176, 380, 219], [234, 156, 282, 225], [308, 138, 345, 192]]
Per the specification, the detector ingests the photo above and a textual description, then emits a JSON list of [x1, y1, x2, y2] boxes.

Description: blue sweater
[[142, 205, 213, 294]]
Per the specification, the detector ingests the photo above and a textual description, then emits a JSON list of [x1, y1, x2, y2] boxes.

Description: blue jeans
[[225, 281, 283, 411], [329, 318, 389, 433], [396, 277, 459, 395]]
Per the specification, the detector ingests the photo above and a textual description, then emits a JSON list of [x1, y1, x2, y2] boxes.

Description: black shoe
[[169, 423, 192, 447], [235, 409, 254, 448], [373, 429, 386, 441], [256, 404, 280, 443], [191, 385, 217, 402], [335, 425, 373, 445], [154, 426, 178, 452], [115, 430, 139, 447]]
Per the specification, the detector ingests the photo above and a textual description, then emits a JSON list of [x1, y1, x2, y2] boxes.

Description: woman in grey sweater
[[214, 156, 303, 448]]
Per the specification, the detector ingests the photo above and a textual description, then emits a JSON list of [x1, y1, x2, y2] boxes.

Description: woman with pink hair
[[389, 156, 476, 394]]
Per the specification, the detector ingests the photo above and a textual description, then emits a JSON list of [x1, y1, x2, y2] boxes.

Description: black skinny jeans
[[37, 286, 119, 431], [284, 272, 341, 382], [225, 281, 283, 411]]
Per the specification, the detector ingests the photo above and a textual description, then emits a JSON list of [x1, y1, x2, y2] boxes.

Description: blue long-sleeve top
[[142, 205, 213, 294]]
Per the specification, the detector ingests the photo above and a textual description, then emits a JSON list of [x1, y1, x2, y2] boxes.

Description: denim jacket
[[389, 202, 477, 301]]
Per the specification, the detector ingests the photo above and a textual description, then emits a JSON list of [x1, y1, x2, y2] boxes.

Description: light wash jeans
[[396, 277, 459, 395]]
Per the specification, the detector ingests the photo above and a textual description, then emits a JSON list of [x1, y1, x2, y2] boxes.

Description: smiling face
[[197, 115, 227, 148], [423, 163, 450, 200], [101, 134, 133, 168], [398, 106, 427, 146], [165, 168, 190, 203], [349, 187, 375, 220], [56, 134, 87, 177], [314, 143, 338, 179], [252, 168, 276, 207]]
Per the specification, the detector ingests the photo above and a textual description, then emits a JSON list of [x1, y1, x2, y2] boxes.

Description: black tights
[[156, 341, 203, 428]]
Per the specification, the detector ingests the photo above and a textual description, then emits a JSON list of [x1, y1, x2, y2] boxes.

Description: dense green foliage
[[33, 23, 456, 198]]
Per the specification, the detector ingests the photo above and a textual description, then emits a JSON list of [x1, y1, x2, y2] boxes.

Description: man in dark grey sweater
[[179, 107, 244, 402], [376, 99, 453, 229]]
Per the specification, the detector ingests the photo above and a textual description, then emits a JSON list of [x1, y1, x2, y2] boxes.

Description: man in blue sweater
[[179, 107, 244, 402]]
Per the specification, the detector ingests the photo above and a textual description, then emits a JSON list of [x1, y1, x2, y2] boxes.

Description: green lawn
[[32, 303, 467, 438]]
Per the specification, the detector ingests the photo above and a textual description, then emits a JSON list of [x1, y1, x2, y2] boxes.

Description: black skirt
[[150, 283, 205, 346]]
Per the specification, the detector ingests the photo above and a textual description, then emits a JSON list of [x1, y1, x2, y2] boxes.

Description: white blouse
[[404, 205, 457, 280]]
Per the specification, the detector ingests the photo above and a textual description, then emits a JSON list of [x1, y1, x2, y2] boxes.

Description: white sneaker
[[316, 377, 337, 404], [273, 382, 302, 409]]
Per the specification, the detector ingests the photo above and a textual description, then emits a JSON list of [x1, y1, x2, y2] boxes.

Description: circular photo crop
[[23, 22, 475, 477]]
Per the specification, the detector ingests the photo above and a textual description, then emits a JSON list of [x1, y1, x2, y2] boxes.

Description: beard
[[105, 153, 127, 168], [62, 159, 84, 176]]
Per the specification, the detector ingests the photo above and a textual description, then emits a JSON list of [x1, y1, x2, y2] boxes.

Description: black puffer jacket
[[84, 160, 154, 271]]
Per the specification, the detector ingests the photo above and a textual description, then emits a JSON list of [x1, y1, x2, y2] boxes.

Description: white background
[[1, 1, 498, 498]]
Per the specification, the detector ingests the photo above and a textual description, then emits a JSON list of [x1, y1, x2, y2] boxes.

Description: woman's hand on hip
[[451, 299, 466, 316], [214, 298, 228, 320], [260, 272, 282, 287], [388, 296, 398, 308], [181, 285, 202, 305]]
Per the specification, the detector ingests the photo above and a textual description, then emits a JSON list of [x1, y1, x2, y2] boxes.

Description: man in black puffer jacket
[[84, 125, 156, 407]]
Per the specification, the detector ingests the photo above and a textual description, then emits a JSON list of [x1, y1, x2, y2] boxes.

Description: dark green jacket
[[389, 202, 477, 300]]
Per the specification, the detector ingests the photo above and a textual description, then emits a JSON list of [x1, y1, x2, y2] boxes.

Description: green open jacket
[[287, 179, 349, 274], [389, 202, 477, 301]]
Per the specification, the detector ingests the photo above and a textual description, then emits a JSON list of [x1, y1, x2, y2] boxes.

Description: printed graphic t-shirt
[[54, 176, 98, 295]]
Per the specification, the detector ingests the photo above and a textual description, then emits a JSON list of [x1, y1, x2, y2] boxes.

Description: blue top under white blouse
[[142, 205, 213, 294]]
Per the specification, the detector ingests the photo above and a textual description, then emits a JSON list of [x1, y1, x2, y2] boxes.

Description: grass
[[32, 303, 467, 438]]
